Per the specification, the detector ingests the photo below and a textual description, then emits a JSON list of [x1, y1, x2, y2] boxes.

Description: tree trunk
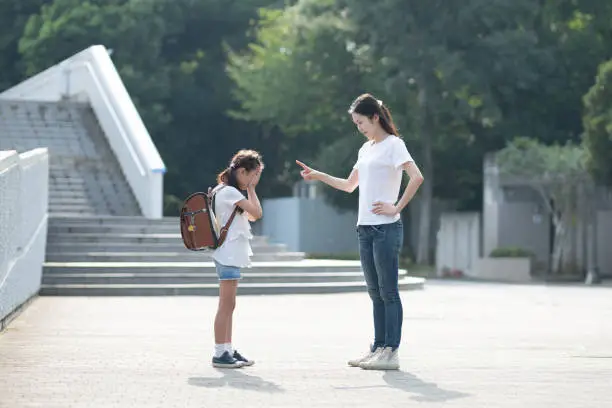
[[416, 86, 434, 265], [550, 215, 564, 275]]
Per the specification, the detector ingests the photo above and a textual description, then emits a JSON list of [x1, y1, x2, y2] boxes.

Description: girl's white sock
[[224, 343, 233, 355], [214, 344, 226, 358]]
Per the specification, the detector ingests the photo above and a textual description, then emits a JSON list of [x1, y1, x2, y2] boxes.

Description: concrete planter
[[472, 257, 533, 283]]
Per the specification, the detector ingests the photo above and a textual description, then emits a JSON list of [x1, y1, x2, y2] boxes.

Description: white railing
[[0, 149, 48, 327], [0, 45, 165, 218]]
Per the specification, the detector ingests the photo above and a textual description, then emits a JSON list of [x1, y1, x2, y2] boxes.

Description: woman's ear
[[371, 114, 379, 123]]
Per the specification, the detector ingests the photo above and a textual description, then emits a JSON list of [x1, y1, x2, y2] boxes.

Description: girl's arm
[[237, 168, 263, 220], [235, 191, 262, 220], [244, 187, 262, 221], [295, 160, 358, 193]]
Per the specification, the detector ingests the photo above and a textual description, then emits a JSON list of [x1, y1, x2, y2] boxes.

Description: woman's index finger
[[295, 160, 309, 170]]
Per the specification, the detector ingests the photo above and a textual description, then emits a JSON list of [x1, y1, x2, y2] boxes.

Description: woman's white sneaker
[[359, 347, 400, 370], [348, 347, 381, 367]]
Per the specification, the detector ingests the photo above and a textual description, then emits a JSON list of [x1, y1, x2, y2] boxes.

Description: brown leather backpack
[[179, 186, 239, 251]]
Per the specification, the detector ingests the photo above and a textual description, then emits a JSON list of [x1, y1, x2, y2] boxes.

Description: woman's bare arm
[[296, 160, 358, 193]]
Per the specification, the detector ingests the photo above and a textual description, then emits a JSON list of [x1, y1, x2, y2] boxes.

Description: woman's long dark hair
[[348, 93, 399, 136]]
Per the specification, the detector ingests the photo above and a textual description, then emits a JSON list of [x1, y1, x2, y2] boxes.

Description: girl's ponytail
[[217, 168, 231, 184]]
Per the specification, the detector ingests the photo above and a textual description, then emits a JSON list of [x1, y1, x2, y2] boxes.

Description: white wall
[[262, 198, 301, 251], [597, 211, 612, 276], [435, 212, 480, 277], [0, 149, 48, 327], [262, 197, 358, 254], [298, 198, 358, 254]]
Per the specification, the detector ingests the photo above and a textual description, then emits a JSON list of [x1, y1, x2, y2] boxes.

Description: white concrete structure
[[0, 149, 49, 327], [435, 212, 481, 277], [0, 45, 165, 219]]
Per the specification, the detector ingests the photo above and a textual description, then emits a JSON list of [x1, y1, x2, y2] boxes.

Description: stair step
[[39, 277, 425, 296], [45, 232, 273, 245], [41, 270, 370, 285], [48, 198, 94, 205], [49, 208, 99, 214], [45, 239, 276, 253], [46, 234, 270, 246], [44, 251, 305, 262], [50, 179, 87, 185], [48, 207, 100, 214], [47, 224, 181, 234], [49, 192, 90, 199], [42, 260, 365, 274], [49, 215, 179, 226]]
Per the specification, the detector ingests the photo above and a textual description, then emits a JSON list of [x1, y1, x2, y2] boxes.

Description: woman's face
[[236, 166, 260, 189], [351, 112, 378, 139]]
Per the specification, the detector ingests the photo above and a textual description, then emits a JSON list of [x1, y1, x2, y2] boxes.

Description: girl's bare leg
[[214, 280, 237, 344]]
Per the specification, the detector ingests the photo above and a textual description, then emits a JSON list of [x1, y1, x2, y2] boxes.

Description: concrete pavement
[[1, 280, 611, 407]]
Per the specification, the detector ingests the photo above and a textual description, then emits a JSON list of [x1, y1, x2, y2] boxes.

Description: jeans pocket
[[370, 225, 386, 235]]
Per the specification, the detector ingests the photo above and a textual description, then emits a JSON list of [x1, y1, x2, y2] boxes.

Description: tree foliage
[[1, 0, 612, 255], [496, 138, 590, 275], [583, 59, 612, 186], [13, 0, 283, 214]]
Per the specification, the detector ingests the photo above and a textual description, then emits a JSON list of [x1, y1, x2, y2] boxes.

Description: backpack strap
[[218, 207, 239, 247], [209, 185, 241, 247]]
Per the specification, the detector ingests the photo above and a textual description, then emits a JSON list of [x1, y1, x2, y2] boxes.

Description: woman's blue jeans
[[357, 220, 403, 350]]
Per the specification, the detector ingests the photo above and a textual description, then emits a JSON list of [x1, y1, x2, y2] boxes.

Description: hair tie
[[377, 99, 383, 106]]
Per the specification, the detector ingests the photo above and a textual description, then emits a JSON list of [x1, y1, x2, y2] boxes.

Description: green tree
[[0, 0, 51, 91], [496, 138, 591, 275], [159, 0, 290, 207], [19, 0, 174, 133], [17, 0, 282, 215], [227, 0, 366, 209], [582, 59, 612, 186], [338, 0, 553, 264]]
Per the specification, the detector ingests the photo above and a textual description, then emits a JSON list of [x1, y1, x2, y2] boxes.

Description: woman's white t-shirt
[[353, 135, 414, 226], [212, 185, 253, 268]]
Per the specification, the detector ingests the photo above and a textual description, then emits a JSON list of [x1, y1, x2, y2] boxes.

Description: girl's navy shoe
[[212, 351, 243, 368]]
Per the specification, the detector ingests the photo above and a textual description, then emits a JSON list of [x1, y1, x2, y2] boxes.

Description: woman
[[211, 149, 264, 368], [296, 94, 424, 370]]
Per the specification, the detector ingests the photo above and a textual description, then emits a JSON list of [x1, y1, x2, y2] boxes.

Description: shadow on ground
[[188, 369, 285, 393], [335, 370, 470, 402]]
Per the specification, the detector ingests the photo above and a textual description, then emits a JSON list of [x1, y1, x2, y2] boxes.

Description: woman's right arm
[[315, 169, 358, 193], [296, 160, 358, 193]]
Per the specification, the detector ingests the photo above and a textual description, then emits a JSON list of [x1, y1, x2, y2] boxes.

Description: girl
[[296, 94, 424, 370], [211, 149, 264, 368]]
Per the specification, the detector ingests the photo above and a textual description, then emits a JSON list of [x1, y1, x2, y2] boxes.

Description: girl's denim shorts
[[214, 260, 242, 280]]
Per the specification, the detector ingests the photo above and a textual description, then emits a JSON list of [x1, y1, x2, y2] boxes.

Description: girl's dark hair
[[216, 149, 263, 214], [216, 149, 263, 190], [348, 93, 399, 136]]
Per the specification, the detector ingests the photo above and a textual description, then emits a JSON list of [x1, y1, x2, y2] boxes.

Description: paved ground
[[1, 280, 611, 408]]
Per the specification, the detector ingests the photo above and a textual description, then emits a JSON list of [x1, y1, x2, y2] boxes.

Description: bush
[[489, 247, 534, 258]]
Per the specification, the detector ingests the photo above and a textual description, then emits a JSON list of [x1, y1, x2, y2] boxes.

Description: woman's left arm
[[372, 161, 424, 216], [394, 162, 424, 213]]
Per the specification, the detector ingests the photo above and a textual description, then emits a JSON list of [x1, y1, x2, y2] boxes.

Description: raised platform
[[43, 216, 426, 295], [41, 259, 425, 296]]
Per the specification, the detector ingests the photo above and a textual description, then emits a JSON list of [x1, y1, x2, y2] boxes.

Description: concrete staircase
[[0, 100, 140, 215], [0, 99, 425, 295], [41, 215, 423, 295], [44, 215, 304, 263]]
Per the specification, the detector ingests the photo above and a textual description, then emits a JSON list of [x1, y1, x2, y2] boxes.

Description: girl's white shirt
[[211, 185, 253, 268]]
